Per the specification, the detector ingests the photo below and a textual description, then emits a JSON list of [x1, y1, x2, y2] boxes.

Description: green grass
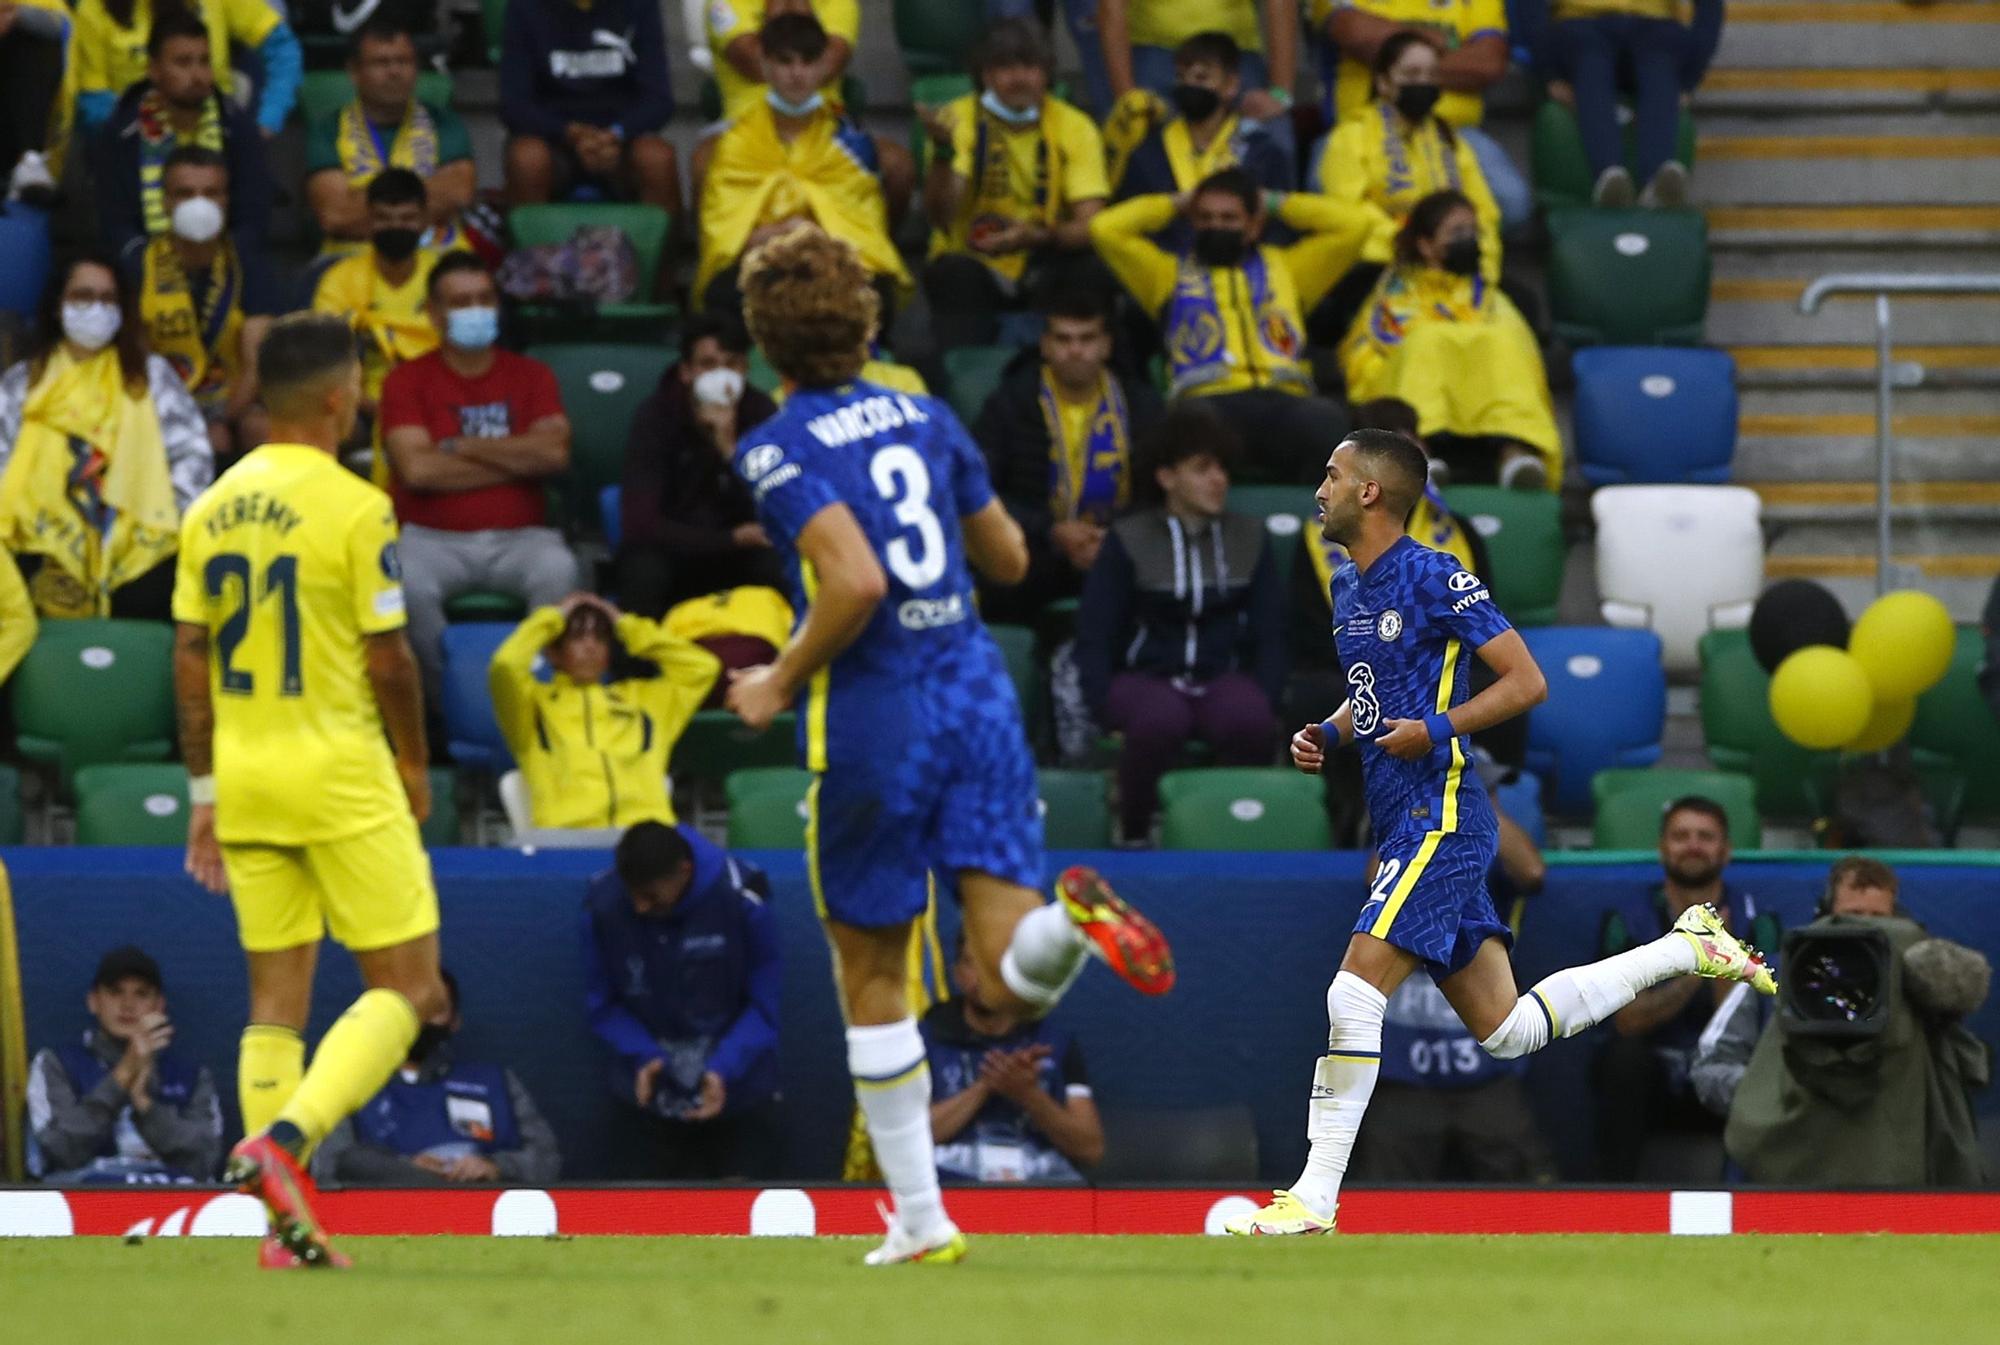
[[4, 1235, 1998, 1343]]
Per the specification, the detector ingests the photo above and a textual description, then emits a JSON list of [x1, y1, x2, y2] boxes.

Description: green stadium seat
[[507, 204, 676, 335], [1159, 768, 1331, 851], [1911, 626, 2000, 818], [15, 620, 175, 794], [445, 591, 527, 623], [1228, 484, 1314, 581], [726, 767, 814, 849], [482, 0, 507, 63], [1590, 767, 1762, 850], [988, 624, 1040, 726], [910, 74, 975, 170], [74, 764, 190, 846], [0, 764, 21, 845], [747, 345, 780, 396], [672, 710, 798, 786], [1697, 628, 1836, 818], [1545, 205, 1709, 347], [894, 0, 984, 76], [422, 767, 459, 847], [1037, 768, 1113, 849], [943, 345, 1016, 425], [526, 341, 674, 526], [1449, 485, 1564, 626], [1530, 100, 1697, 209], [297, 70, 454, 127]]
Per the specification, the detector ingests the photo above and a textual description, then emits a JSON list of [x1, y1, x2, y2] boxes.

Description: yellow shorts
[[222, 812, 439, 953]]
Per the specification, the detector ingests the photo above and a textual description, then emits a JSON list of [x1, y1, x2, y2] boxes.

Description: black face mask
[[1170, 82, 1223, 122], [1394, 82, 1442, 122], [1192, 227, 1247, 268], [408, 1023, 453, 1064], [372, 226, 421, 262], [1440, 234, 1481, 276]]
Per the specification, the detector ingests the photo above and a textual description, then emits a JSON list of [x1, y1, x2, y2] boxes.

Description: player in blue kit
[[721, 228, 1174, 1265], [1229, 429, 1776, 1236]]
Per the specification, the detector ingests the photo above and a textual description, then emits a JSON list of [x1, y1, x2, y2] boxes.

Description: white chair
[[1592, 484, 1763, 676], [498, 769, 624, 851]]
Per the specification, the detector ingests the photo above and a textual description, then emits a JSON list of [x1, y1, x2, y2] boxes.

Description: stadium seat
[[943, 345, 1015, 425], [507, 204, 676, 333], [746, 345, 780, 395], [1520, 627, 1667, 815], [1592, 485, 1761, 675], [1572, 347, 1738, 486], [1591, 767, 1762, 850], [1545, 206, 1709, 347], [894, 0, 985, 75], [1493, 769, 1546, 850], [441, 622, 518, 773], [1158, 768, 1331, 851], [910, 74, 975, 170], [671, 709, 798, 785], [725, 767, 814, 849], [1228, 484, 1314, 581], [423, 767, 459, 847], [297, 70, 453, 126], [72, 764, 189, 846], [0, 202, 52, 320], [1036, 768, 1113, 848], [1449, 485, 1564, 627], [527, 342, 673, 526], [482, 0, 507, 62], [1911, 626, 2000, 818], [445, 591, 527, 623], [988, 624, 1040, 726], [1696, 628, 1835, 817], [1530, 100, 1697, 209], [599, 484, 623, 551], [0, 764, 21, 845], [15, 620, 175, 793]]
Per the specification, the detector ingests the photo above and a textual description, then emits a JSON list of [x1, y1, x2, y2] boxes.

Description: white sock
[[1482, 931, 1699, 1059], [1289, 971, 1386, 1219], [847, 1020, 949, 1238], [999, 902, 1089, 1012]]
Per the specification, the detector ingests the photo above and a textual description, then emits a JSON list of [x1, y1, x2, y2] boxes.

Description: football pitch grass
[[7, 1235, 2000, 1344]]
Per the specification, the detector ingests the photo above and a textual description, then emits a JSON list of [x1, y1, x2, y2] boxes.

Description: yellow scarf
[[1162, 113, 1245, 193], [2, 349, 179, 616], [335, 99, 440, 184], [138, 90, 223, 238], [140, 235, 243, 411]]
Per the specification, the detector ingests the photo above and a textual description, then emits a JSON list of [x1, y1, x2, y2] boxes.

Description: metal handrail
[[1797, 274, 2000, 594]]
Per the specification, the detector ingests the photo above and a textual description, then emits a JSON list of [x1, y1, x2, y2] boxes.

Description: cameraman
[[1694, 856, 1991, 1187]]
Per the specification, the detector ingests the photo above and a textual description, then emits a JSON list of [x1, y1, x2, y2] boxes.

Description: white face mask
[[61, 301, 123, 352], [980, 88, 1041, 126], [170, 195, 225, 244]]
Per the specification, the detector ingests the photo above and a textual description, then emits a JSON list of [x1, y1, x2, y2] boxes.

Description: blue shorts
[[806, 644, 1042, 928], [1354, 829, 1511, 979]]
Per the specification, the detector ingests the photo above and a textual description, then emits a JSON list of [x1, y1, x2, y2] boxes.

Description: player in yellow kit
[[171, 312, 447, 1270]]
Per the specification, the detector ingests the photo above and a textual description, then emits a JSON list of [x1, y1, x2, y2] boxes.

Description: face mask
[[408, 1023, 453, 1065], [61, 301, 122, 352], [446, 305, 500, 351], [1192, 227, 1247, 268], [979, 88, 1041, 126], [1394, 82, 1442, 122], [692, 366, 745, 407], [1441, 234, 1481, 276], [765, 86, 824, 118], [372, 226, 421, 262], [1170, 83, 1222, 122], [170, 195, 224, 244]]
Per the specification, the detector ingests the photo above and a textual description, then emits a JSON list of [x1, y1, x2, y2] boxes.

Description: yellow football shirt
[[1128, 0, 1264, 55], [310, 250, 440, 402], [1312, 0, 1508, 128], [927, 94, 1109, 283], [705, 0, 861, 122], [171, 443, 411, 846]]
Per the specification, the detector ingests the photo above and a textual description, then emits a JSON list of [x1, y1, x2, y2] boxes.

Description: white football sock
[[847, 1020, 949, 1238], [1482, 931, 1699, 1059], [1289, 971, 1386, 1219], [999, 902, 1089, 1012]]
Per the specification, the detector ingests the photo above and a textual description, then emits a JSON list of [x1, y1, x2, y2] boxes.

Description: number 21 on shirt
[[869, 444, 945, 590], [204, 552, 304, 696]]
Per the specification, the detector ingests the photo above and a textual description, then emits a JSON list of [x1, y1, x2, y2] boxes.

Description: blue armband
[[1424, 712, 1456, 747]]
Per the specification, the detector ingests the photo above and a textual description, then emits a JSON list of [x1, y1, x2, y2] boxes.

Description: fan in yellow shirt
[[704, 0, 858, 123], [310, 168, 440, 409], [171, 312, 446, 1271]]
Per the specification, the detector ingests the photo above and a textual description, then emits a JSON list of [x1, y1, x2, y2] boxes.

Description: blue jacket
[[579, 827, 780, 1112]]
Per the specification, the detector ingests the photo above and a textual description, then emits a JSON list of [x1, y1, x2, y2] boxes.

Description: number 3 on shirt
[[869, 445, 946, 590], [204, 553, 304, 696]]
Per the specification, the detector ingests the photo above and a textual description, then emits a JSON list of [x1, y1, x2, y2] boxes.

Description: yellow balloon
[[1843, 696, 1915, 754], [1769, 646, 1874, 750], [1850, 589, 1956, 700]]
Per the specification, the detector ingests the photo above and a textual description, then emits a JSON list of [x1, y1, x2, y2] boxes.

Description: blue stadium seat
[[1493, 770, 1547, 850], [1521, 627, 1667, 815], [599, 483, 622, 551], [1572, 347, 1737, 486], [441, 622, 518, 772], [0, 203, 52, 318]]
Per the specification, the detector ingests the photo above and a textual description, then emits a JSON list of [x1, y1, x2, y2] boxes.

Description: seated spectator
[[136, 146, 277, 468], [581, 821, 782, 1179], [617, 314, 784, 618], [74, 0, 299, 136], [90, 10, 273, 267], [1098, 0, 1297, 160], [378, 251, 576, 703], [311, 168, 442, 420], [490, 593, 720, 829], [311, 971, 562, 1188], [1311, 0, 1530, 229], [304, 18, 479, 258], [1103, 30, 1295, 252], [26, 947, 222, 1184], [972, 288, 1162, 624], [921, 19, 1109, 349], [0, 252, 211, 619], [1076, 404, 1286, 843], [695, 13, 909, 319], [1090, 167, 1365, 484], [499, 0, 678, 212], [1340, 192, 1558, 490], [0, 0, 73, 203], [926, 933, 1103, 1183], [1520, 0, 1721, 207]]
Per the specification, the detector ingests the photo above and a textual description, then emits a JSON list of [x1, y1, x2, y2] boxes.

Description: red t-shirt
[[379, 349, 564, 532]]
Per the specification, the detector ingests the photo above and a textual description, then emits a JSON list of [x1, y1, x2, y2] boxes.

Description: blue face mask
[[980, 88, 1041, 126], [446, 305, 499, 351], [766, 87, 824, 118]]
